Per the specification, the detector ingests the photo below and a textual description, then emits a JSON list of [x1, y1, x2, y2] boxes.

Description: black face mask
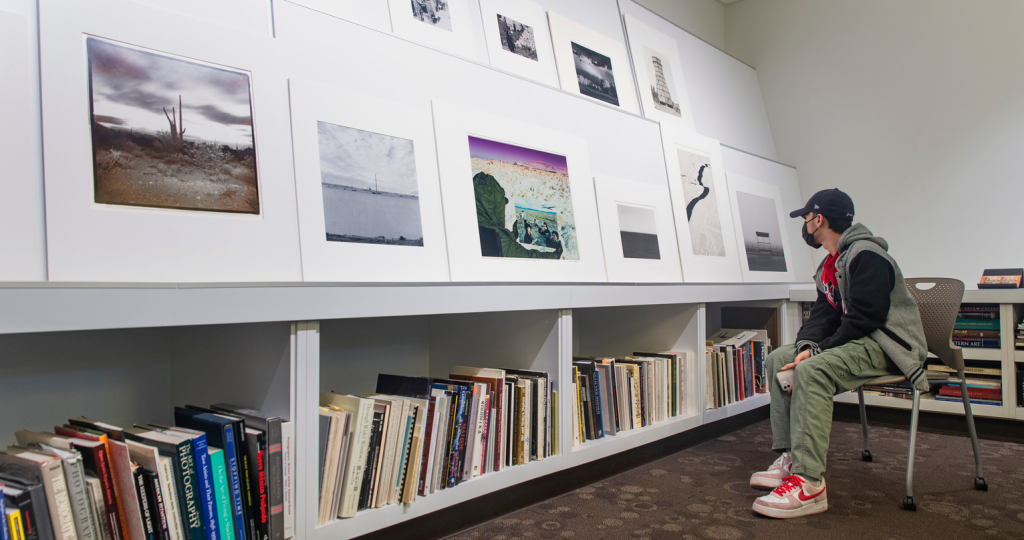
[[802, 221, 822, 249]]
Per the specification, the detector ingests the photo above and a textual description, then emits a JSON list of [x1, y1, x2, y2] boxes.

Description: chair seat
[[863, 374, 908, 386]]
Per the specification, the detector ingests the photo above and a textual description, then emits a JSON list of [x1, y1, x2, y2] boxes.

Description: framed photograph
[[662, 125, 743, 283], [547, 10, 639, 114], [727, 173, 796, 283], [0, 9, 46, 281], [288, 78, 449, 282], [593, 175, 682, 283], [39, 0, 301, 282], [432, 100, 606, 282], [479, 0, 558, 87], [622, 13, 695, 131], [387, 0, 476, 57]]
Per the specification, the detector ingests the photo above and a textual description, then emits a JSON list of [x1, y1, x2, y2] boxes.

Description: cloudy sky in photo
[[88, 37, 254, 147], [317, 122, 419, 195], [617, 204, 658, 235]]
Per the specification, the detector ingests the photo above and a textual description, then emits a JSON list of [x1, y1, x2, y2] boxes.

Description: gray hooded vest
[[818, 223, 930, 391]]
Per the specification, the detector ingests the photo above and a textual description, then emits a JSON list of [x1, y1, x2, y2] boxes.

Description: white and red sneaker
[[749, 452, 792, 490], [752, 475, 828, 518]]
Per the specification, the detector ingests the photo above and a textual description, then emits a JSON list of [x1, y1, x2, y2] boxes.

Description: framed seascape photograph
[[288, 78, 449, 282], [387, 0, 476, 57], [479, 0, 558, 87], [727, 173, 796, 283], [622, 13, 695, 131], [38, 0, 301, 282], [593, 175, 682, 283], [661, 125, 744, 283], [432, 101, 606, 282], [547, 11, 640, 115]]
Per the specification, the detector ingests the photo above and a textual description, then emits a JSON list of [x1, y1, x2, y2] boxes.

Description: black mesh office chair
[[855, 278, 987, 511]]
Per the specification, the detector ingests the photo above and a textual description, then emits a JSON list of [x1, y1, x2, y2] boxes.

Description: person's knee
[[793, 357, 830, 387]]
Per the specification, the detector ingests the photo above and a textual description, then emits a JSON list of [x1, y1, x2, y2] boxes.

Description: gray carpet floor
[[446, 419, 1024, 539]]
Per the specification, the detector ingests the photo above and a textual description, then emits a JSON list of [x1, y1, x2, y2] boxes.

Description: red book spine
[[417, 398, 436, 496]]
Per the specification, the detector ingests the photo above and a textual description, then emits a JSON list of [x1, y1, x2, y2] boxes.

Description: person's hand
[[782, 349, 811, 372]]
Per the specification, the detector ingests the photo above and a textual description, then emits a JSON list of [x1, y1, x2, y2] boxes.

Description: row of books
[[953, 304, 1001, 349], [928, 363, 1002, 406], [316, 367, 553, 525], [1016, 322, 1024, 350], [569, 352, 691, 445], [706, 329, 771, 410], [0, 406, 293, 540]]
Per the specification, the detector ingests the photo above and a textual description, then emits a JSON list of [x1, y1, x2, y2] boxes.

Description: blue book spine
[[190, 435, 219, 540], [590, 368, 605, 438], [0, 494, 10, 540], [448, 385, 468, 488], [221, 425, 247, 540]]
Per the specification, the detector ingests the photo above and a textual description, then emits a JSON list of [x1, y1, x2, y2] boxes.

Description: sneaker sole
[[752, 500, 828, 519]]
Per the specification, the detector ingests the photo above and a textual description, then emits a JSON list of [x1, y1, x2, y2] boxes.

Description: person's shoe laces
[[772, 475, 804, 496]]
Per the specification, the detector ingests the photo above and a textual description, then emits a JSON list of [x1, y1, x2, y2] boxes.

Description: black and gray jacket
[[795, 223, 929, 391]]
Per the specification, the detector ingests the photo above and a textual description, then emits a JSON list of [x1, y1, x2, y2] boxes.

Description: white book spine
[[281, 421, 294, 539]]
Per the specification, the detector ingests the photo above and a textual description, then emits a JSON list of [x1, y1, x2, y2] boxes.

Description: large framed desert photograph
[[39, 0, 301, 282], [662, 125, 743, 283], [433, 101, 606, 282], [288, 78, 449, 282], [387, 0, 477, 58], [479, 0, 558, 87], [623, 13, 695, 131], [593, 175, 682, 283], [547, 11, 639, 115], [727, 172, 796, 283]]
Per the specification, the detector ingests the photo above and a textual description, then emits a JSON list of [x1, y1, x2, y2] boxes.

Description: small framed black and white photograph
[[547, 10, 639, 114], [594, 175, 682, 283], [479, 0, 558, 87], [387, 0, 476, 58]]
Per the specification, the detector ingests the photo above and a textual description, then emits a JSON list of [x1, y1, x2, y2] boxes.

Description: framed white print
[[280, 0, 391, 33], [39, 0, 301, 282], [432, 100, 607, 282], [547, 10, 640, 114], [727, 173, 797, 283], [288, 78, 450, 282], [388, 0, 476, 57], [593, 175, 682, 283], [623, 13, 695, 131], [0, 9, 46, 280], [662, 124, 743, 283], [479, 0, 558, 87]]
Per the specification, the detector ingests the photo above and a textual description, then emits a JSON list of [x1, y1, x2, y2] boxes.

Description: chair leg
[[903, 386, 921, 511], [857, 386, 873, 462], [958, 369, 988, 491]]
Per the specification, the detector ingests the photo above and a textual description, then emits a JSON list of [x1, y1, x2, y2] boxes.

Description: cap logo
[[847, 213, 853, 217], [814, 204, 820, 209]]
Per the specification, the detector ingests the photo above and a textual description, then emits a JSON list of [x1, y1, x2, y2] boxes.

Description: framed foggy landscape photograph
[[571, 42, 618, 106], [468, 135, 578, 260], [677, 148, 725, 257], [617, 204, 660, 260], [735, 191, 787, 272], [87, 37, 260, 214], [317, 122, 423, 246]]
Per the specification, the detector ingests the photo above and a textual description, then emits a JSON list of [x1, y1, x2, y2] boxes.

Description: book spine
[[142, 472, 168, 540], [208, 452, 234, 540], [589, 368, 605, 439], [241, 434, 266, 540], [263, 420, 283, 540], [156, 458, 183, 540], [280, 421, 293, 540], [7, 508, 22, 540], [255, 443, 268, 540], [417, 398, 436, 497], [1, 496, 10, 540], [447, 386, 468, 488], [189, 437, 217, 540], [176, 441, 204, 540], [219, 426, 246, 540], [83, 447, 119, 540], [133, 469, 155, 540], [60, 458, 97, 540], [40, 459, 77, 540], [952, 338, 1001, 348], [338, 400, 373, 518]]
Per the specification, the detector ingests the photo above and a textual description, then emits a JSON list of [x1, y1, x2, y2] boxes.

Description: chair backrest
[[904, 277, 965, 370]]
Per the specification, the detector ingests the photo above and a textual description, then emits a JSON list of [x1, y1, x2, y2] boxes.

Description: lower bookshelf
[[834, 391, 1011, 419]]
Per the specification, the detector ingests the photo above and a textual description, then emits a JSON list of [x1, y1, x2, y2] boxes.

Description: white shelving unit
[[791, 287, 1024, 420], [0, 282, 799, 539]]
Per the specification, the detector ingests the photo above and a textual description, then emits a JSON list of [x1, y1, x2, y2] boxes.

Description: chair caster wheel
[[902, 496, 916, 511], [861, 450, 873, 462], [975, 477, 988, 491]]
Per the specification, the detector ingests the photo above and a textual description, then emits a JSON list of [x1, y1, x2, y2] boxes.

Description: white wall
[[725, 0, 1024, 284], [633, 0, 725, 50]]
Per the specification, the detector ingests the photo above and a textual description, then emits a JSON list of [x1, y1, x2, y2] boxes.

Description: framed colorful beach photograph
[[593, 175, 682, 283], [432, 100, 606, 282], [288, 78, 450, 282], [661, 124, 744, 283], [38, 0, 301, 282]]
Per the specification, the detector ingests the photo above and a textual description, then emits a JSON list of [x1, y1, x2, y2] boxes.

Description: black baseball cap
[[789, 188, 855, 220]]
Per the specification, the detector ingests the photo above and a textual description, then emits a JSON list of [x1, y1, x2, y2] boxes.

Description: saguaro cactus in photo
[[162, 95, 186, 146]]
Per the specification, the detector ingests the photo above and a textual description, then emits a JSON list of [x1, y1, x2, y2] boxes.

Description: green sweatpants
[[768, 337, 899, 480]]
